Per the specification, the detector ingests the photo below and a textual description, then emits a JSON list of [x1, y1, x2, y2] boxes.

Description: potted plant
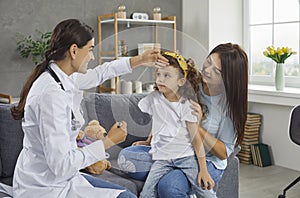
[[263, 46, 297, 90], [16, 30, 51, 65]]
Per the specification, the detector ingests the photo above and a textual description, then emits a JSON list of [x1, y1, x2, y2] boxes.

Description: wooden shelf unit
[[97, 13, 176, 93]]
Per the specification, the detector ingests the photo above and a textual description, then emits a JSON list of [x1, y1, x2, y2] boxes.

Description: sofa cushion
[[108, 160, 145, 194], [117, 145, 152, 181], [216, 156, 239, 198], [0, 148, 2, 176], [216, 146, 240, 198], [83, 169, 144, 196], [83, 93, 152, 149], [0, 176, 12, 186], [0, 104, 24, 177]]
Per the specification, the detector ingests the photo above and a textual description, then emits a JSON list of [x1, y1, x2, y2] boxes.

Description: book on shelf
[[246, 114, 261, 123], [241, 145, 251, 152], [244, 133, 259, 138], [250, 143, 272, 167], [238, 152, 252, 158], [246, 115, 261, 119], [244, 126, 260, 131], [239, 151, 253, 164], [247, 112, 261, 117], [250, 145, 258, 165], [241, 139, 259, 145], [239, 159, 252, 164], [238, 112, 262, 165], [246, 117, 260, 121]]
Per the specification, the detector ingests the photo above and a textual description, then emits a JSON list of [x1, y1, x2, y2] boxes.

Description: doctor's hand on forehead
[[129, 49, 169, 69]]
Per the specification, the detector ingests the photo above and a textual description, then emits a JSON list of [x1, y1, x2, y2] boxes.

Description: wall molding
[[248, 84, 300, 106]]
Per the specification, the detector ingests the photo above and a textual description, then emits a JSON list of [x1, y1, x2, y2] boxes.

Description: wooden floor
[[240, 163, 300, 198]]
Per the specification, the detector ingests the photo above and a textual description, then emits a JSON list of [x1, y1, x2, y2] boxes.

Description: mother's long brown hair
[[209, 43, 248, 146], [11, 19, 94, 120]]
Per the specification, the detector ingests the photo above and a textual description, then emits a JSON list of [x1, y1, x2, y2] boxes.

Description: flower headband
[[163, 51, 188, 78]]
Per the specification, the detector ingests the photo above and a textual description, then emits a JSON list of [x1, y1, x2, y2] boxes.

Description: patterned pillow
[[118, 145, 152, 181]]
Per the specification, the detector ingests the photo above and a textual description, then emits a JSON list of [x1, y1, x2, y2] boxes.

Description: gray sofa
[[0, 93, 240, 198]]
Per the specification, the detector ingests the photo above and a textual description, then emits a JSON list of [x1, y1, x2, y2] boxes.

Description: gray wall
[[182, 0, 243, 72], [0, 0, 182, 97]]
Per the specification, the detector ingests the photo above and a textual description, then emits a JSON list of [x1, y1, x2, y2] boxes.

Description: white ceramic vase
[[275, 63, 285, 91]]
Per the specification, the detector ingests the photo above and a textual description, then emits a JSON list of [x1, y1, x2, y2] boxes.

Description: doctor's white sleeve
[[39, 89, 106, 177], [73, 58, 132, 90]]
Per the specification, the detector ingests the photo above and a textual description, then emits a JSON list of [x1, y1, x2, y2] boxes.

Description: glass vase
[[275, 63, 285, 91]]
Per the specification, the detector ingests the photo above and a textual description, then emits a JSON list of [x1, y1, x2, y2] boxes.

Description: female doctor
[[10, 19, 168, 198]]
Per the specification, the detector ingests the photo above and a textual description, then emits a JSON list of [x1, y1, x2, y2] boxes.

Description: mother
[[157, 43, 248, 197]]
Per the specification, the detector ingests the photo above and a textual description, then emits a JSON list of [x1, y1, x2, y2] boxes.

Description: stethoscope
[[46, 64, 81, 131], [46, 64, 111, 159]]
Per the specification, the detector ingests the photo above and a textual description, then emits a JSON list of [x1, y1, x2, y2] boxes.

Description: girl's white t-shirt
[[138, 91, 197, 160]]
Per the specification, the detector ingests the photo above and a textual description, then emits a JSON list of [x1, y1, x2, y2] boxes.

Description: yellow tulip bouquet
[[263, 46, 297, 64]]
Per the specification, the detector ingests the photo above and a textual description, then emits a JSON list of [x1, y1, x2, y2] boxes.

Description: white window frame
[[243, 0, 300, 88]]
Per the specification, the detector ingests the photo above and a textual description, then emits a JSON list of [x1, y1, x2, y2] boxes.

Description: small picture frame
[[138, 43, 161, 55]]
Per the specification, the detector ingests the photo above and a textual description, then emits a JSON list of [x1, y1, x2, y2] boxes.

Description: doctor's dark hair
[[209, 43, 248, 146], [11, 19, 94, 120]]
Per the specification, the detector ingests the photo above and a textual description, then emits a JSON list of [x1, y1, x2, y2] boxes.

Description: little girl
[[137, 51, 214, 197]]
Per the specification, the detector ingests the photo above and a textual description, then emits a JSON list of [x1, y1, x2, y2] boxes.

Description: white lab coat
[[12, 58, 132, 198]]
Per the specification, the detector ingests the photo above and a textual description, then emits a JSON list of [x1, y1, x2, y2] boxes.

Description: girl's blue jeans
[[140, 156, 223, 198], [157, 161, 224, 198]]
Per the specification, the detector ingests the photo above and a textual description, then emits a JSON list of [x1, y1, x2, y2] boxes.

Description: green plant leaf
[[15, 30, 51, 65]]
